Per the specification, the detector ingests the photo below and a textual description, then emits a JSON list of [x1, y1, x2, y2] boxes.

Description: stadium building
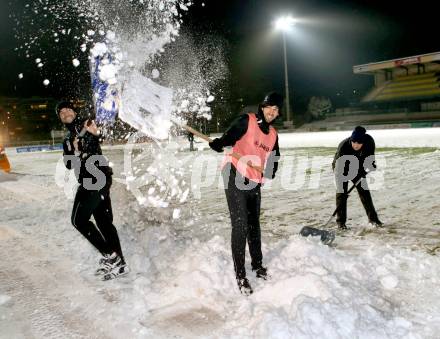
[[302, 51, 440, 131]]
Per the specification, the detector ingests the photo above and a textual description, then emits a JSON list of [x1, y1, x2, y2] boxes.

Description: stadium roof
[[353, 52, 440, 75]]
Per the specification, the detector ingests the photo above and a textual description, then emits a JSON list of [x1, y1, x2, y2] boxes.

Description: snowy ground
[[1, 129, 440, 338]]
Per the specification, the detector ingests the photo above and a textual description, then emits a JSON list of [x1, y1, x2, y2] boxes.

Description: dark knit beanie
[[261, 92, 284, 115], [55, 101, 75, 117], [351, 126, 366, 143]]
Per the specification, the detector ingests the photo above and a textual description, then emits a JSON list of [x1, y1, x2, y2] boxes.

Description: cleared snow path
[[0, 225, 111, 339]]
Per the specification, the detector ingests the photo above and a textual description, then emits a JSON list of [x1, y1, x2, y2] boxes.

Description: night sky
[[1, 0, 439, 112]]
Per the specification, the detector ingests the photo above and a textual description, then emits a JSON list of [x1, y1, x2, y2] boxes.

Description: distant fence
[[330, 107, 411, 117], [16, 144, 63, 153], [3, 138, 64, 148]]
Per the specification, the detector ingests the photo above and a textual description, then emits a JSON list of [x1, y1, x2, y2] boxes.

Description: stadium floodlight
[[274, 16, 296, 127], [275, 16, 296, 32]]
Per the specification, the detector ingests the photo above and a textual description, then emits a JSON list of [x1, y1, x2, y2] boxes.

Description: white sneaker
[[369, 220, 384, 228], [102, 264, 130, 281], [95, 253, 122, 276]]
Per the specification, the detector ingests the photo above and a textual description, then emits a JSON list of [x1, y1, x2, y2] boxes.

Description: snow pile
[[108, 225, 436, 338], [0, 295, 11, 306], [246, 238, 411, 338]]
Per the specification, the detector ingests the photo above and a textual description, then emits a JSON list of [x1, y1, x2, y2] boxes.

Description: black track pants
[[336, 178, 379, 225], [223, 167, 263, 280], [71, 185, 124, 260]]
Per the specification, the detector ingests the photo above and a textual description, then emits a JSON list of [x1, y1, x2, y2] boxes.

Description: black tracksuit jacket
[[62, 116, 124, 260]]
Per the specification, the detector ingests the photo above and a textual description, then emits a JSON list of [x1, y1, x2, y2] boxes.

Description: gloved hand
[[364, 162, 377, 173], [360, 165, 376, 179], [209, 138, 224, 153]]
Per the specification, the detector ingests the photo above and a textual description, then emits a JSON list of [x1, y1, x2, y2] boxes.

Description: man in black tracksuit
[[56, 101, 127, 280], [332, 126, 382, 229], [209, 92, 282, 295]]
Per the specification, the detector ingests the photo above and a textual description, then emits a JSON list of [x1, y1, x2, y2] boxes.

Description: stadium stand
[[299, 52, 440, 131], [366, 72, 440, 102]]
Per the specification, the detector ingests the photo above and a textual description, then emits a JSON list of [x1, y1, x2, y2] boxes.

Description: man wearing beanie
[[208, 91, 282, 295], [56, 101, 128, 280], [332, 126, 383, 230]]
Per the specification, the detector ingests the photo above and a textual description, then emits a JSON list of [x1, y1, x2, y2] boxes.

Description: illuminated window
[[30, 104, 48, 109]]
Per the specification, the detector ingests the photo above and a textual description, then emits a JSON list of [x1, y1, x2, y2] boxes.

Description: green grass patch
[[376, 147, 438, 156], [283, 147, 438, 157]]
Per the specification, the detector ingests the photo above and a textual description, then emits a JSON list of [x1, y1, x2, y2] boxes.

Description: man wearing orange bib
[[209, 92, 282, 295]]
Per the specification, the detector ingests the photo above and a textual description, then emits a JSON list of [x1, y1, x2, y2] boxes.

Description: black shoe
[[369, 219, 384, 228], [237, 278, 253, 296], [98, 252, 117, 266], [252, 266, 269, 280], [337, 222, 349, 230]]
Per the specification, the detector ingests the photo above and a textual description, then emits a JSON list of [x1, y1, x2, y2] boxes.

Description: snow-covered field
[[1, 129, 440, 339]]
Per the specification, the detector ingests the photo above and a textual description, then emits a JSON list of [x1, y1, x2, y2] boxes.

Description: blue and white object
[[90, 42, 119, 125], [89, 41, 174, 139], [90, 55, 119, 124]]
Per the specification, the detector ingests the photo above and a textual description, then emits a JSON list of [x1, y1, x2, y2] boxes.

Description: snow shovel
[[322, 173, 368, 228], [300, 172, 369, 245]]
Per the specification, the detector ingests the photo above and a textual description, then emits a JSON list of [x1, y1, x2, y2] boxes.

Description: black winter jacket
[[332, 135, 376, 178], [62, 116, 113, 188]]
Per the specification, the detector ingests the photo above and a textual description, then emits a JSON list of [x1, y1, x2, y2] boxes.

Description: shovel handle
[[183, 124, 212, 143], [324, 172, 371, 228], [176, 122, 264, 174]]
